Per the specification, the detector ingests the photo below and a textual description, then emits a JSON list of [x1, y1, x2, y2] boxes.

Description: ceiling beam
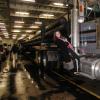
[[10, 3, 67, 14], [10, 13, 56, 20]]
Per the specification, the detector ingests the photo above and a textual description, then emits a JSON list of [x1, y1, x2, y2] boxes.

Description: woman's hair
[[53, 31, 61, 41]]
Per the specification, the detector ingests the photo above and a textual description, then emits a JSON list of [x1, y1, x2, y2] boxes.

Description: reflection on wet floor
[[0, 55, 76, 100]]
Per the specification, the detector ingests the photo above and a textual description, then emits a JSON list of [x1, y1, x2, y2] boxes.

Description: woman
[[54, 31, 80, 71]]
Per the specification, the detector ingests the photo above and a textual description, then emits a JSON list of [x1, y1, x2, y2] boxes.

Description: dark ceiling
[[0, 0, 100, 42]]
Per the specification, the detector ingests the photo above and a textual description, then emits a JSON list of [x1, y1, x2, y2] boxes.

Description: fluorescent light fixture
[[53, 3, 64, 6], [14, 25, 23, 28], [36, 30, 41, 35], [0, 22, 5, 25], [3, 32, 8, 35], [22, 34, 26, 37], [1, 28, 6, 31], [66, 4, 68, 7], [39, 16, 54, 19], [14, 21, 24, 24], [4, 34, 9, 37], [39, 14, 54, 19], [13, 34, 17, 37], [15, 11, 29, 15], [12, 36, 17, 39], [0, 23, 5, 29], [41, 14, 54, 17], [12, 30, 21, 32], [87, 7, 93, 10], [28, 35, 34, 39], [5, 36, 9, 39], [2, 30, 7, 33], [78, 17, 84, 23], [15, 11, 29, 17], [0, 26, 6, 28], [22, 0, 35, 2], [25, 30, 33, 33], [30, 25, 39, 29], [0, 37, 2, 40], [35, 21, 42, 25]]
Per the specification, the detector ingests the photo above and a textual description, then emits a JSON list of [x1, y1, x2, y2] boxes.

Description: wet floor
[[0, 55, 76, 100], [0, 56, 39, 100]]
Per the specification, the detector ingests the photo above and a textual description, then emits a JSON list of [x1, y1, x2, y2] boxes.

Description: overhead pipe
[[45, 17, 67, 32], [22, 38, 41, 46], [28, 17, 67, 41], [29, 17, 68, 39], [40, 17, 67, 34], [45, 24, 66, 37], [21, 16, 70, 46], [22, 24, 66, 46]]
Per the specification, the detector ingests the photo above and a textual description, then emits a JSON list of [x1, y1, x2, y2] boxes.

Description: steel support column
[[71, 0, 79, 54], [71, 0, 80, 73]]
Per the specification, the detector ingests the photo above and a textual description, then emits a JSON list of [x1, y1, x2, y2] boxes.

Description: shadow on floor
[[24, 63, 47, 90], [28, 96, 38, 100], [0, 96, 18, 100], [1, 68, 18, 100], [38, 88, 72, 100]]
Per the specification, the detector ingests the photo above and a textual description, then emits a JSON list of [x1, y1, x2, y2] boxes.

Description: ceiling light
[[4, 33, 9, 35], [15, 11, 29, 15], [36, 30, 41, 35], [14, 25, 23, 28], [4, 34, 9, 37], [0, 22, 5, 25], [25, 30, 33, 33], [12, 37, 17, 39], [14, 21, 24, 24], [87, 7, 93, 10], [41, 14, 54, 17], [2, 30, 7, 33], [39, 14, 54, 19], [0, 37, 2, 40], [22, 34, 26, 37], [78, 17, 84, 23], [5, 36, 9, 39], [30, 25, 39, 29], [18, 37, 24, 40], [53, 3, 64, 6], [13, 34, 17, 37], [39, 16, 55, 19], [22, 0, 35, 2], [12, 36, 17, 38], [0, 26, 6, 28], [15, 11, 29, 17], [35, 21, 42, 25], [3, 32, 8, 35], [12, 30, 21, 32], [1, 28, 6, 31], [28, 35, 34, 39], [3, 34, 9, 37], [66, 4, 68, 7]]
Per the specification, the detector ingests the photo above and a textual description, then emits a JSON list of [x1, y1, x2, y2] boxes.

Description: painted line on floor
[[52, 71, 100, 99]]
